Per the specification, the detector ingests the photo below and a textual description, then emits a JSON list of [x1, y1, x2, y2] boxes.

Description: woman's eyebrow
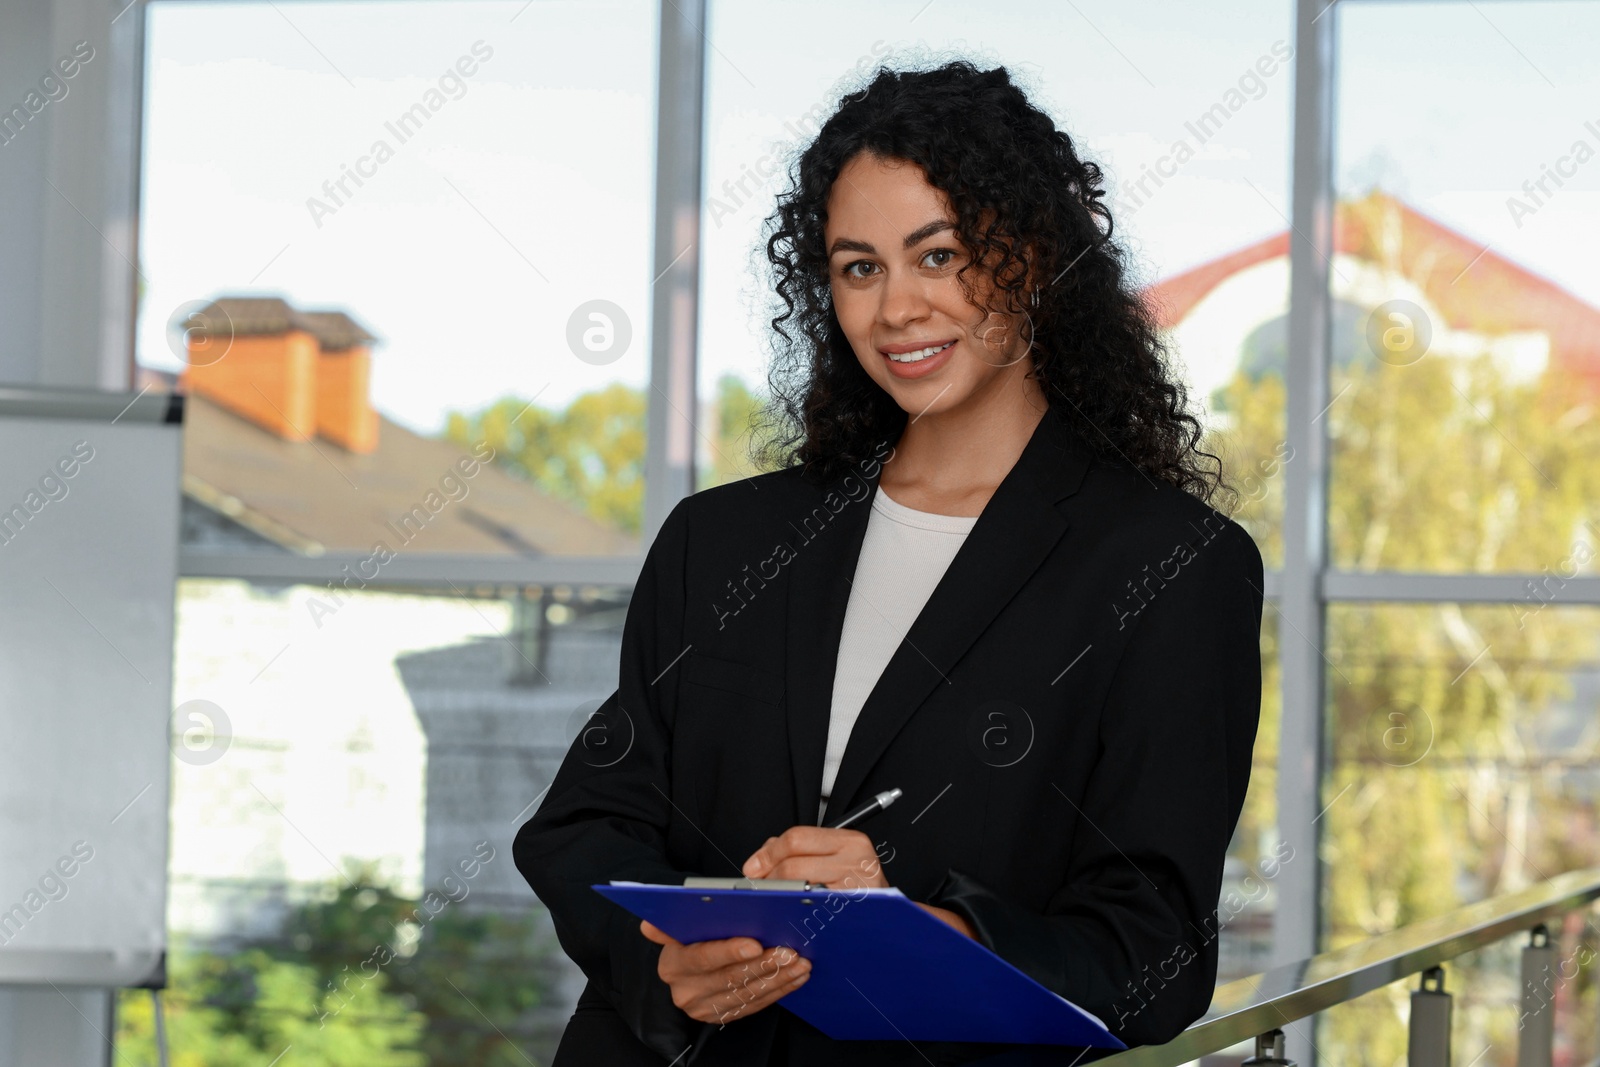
[[828, 219, 955, 257]]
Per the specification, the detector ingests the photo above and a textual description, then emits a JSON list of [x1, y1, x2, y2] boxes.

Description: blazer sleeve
[[926, 519, 1265, 1047], [513, 497, 695, 1061]]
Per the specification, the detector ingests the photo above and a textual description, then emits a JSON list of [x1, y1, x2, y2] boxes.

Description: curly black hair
[[750, 58, 1231, 510]]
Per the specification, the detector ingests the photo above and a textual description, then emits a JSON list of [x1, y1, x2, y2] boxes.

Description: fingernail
[[739, 942, 760, 960]]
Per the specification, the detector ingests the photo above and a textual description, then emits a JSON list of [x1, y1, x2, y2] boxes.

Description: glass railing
[[1095, 867, 1600, 1067]]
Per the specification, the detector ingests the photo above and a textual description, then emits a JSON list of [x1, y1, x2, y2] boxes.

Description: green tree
[[1207, 366, 1290, 889], [445, 382, 646, 535], [701, 372, 786, 488], [116, 871, 559, 1067], [116, 945, 426, 1067], [265, 871, 560, 1067], [445, 375, 787, 533], [390, 908, 562, 1067]]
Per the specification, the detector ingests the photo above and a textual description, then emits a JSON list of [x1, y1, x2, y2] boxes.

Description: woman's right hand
[[640, 920, 812, 1025]]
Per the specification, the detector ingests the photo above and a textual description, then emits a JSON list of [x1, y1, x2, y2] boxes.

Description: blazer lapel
[[784, 406, 1094, 825]]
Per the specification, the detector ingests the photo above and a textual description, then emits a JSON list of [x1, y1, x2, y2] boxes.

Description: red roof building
[[1141, 191, 1600, 404]]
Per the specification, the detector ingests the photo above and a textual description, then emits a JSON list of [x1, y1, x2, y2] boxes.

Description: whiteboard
[[0, 387, 182, 987]]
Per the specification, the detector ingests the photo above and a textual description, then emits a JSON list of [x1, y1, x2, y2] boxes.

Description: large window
[[114, 1, 1600, 1065], [1309, 4, 1600, 1065]]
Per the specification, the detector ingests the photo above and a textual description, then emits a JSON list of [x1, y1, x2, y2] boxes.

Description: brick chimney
[[181, 297, 379, 454], [300, 310, 379, 454]]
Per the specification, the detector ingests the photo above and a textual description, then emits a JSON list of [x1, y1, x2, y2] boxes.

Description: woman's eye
[[840, 249, 957, 279]]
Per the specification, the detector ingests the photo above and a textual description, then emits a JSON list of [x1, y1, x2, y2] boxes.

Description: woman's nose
[[877, 271, 932, 328]]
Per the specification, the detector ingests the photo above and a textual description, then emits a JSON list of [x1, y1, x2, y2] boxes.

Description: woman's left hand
[[741, 827, 889, 889]]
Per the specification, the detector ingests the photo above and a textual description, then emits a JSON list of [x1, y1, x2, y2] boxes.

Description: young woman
[[516, 60, 1264, 1067]]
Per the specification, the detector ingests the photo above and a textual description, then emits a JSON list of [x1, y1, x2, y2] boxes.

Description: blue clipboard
[[594, 881, 1126, 1048]]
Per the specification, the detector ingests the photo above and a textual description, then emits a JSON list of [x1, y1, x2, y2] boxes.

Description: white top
[[818, 486, 977, 822]]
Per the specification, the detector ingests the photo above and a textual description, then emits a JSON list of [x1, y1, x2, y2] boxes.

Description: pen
[[828, 787, 902, 830], [679, 788, 904, 1061]]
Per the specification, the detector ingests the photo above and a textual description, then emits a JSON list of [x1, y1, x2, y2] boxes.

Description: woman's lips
[[881, 339, 956, 379]]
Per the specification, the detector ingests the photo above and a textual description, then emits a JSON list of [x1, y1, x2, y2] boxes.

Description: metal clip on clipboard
[[682, 876, 821, 891]]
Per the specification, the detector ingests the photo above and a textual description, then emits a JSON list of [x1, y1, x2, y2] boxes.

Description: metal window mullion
[[176, 550, 647, 588], [642, 0, 706, 548], [1273, 4, 1338, 1067], [1324, 573, 1600, 604], [125, 0, 149, 389]]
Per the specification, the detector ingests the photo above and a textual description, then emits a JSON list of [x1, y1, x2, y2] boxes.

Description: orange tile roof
[[141, 369, 638, 558]]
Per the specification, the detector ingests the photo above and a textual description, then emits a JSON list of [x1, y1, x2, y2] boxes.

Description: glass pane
[[136, 1, 656, 558], [698, 0, 1294, 568], [114, 577, 632, 1065], [1319, 601, 1600, 1065], [1332, 0, 1600, 573], [697, 0, 1291, 980]]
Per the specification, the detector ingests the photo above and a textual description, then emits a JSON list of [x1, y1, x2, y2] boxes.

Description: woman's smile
[[880, 338, 957, 377]]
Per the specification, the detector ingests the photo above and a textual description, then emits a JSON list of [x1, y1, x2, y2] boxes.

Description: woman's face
[[823, 151, 1035, 419]]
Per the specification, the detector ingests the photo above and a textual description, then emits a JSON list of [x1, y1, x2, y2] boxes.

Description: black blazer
[[514, 404, 1264, 1067]]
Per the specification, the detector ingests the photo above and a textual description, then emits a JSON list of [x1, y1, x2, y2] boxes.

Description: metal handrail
[[1095, 866, 1600, 1066]]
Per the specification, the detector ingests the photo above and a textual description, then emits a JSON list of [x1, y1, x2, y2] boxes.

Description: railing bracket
[[1518, 923, 1557, 1067], [1242, 1028, 1294, 1066], [1409, 965, 1451, 1067]]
